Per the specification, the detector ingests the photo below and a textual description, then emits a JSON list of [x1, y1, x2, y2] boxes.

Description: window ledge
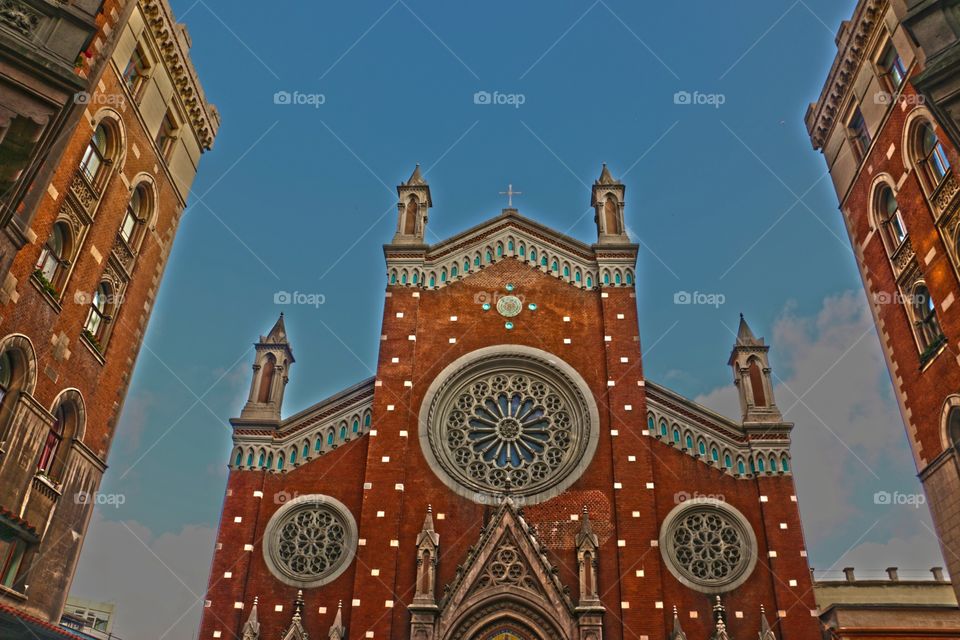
[[920, 335, 949, 369], [28, 275, 62, 313], [79, 332, 105, 365], [0, 583, 26, 601]]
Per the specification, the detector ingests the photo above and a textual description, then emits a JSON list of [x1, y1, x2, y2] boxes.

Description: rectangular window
[[155, 111, 178, 159], [879, 43, 907, 91], [0, 536, 26, 589], [122, 45, 149, 97], [848, 106, 871, 159]]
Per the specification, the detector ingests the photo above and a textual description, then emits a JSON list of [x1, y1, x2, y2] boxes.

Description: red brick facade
[[0, 0, 217, 625], [806, 0, 960, 602], [200, 184, 822, 640]]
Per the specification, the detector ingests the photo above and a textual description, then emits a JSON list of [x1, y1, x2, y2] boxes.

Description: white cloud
[[70, 513, 215, 640], [695, 291, 945, 572]]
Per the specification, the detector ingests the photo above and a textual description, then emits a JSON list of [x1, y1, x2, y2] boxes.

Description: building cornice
[[806, 0, 885, 150], [141, 0, 220, 150]]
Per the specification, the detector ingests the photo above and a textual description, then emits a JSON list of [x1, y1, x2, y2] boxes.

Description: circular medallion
[[496, 295, 523, 318], [263, 495, 357, 588], [419, 346, 599, 504], [659, 498, 757, 594]]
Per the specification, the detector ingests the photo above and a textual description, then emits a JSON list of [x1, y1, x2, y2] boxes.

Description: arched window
[[36, 221, 72, 290], [877, 185, 907, 252], [647, 416, 655, 431], [451, 264, 458, 277], [626, 271, 633, 285], [685, 434, 694, 450], [586, 276, 593, 288], [258, 450, 265, 467], [486, 250, 493, 263], [266, 452, 273, 468], [403, 196, 418, 235], [327, 430, 334, 445], [246, 450, 254, 467], [711, 447, 719, 463], [530, 248, 537, 262], [440, 270, 446, 283], [672, 428, 681, 444], [919, 121, 951, 186], [737, 459, 746, 475], [79, 124, 110, 185], [769, 455, 778, 473], [603, 196, 619, 234], [724, 454, 733, 469], [257, 354, 276, 404], [277, 453, 284, 470], [781, 456, 790, 472], [429, 275, 435, 287], [37, 404, 66, 475], [474, 255, 481, 267], [83, 282, 115, 344], [120, 184, 150, 248], [575, 271, 582, 283], [757, 457, 765, 473], [315, 436, 322, 451], [340, 425, 347, 439], [748, 359, 767, 407], [540, 255, 548, 267], [519, 245, 525, 257], [551, 260, 558, 272], [563, 265, 570, 278], [390, 272, 397, 284], [235, 450, 243, 466], [302, 442, 309, 459], [698, 440, 707, 456], [660, 420, 668, 437], [496, 244, 503, 257], [913, 284, 944, 353], [290, 448, 297, 464], [603, 272, 610, 285], [364, 413, 371, 427], [615, 272, 622, 285], [352, 419, 359, 433]]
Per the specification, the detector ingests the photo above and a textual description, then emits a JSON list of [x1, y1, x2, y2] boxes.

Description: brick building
[[806, 0, 960, 601], [0, 0, 218, 636], [199, 166, 823, 640], [0, 0, 103, 232]]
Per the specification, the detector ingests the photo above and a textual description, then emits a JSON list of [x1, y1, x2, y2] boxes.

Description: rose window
[[276, 507, 345, 579], [263, 495, 357, 588], [421, 348, 597, 504], [661, 501, 756, 593]]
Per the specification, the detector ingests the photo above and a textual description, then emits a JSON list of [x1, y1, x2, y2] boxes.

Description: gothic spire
[[735, 313, 764, 347], [595, 162, 621, 185], [669, 605, 688, 640], [280, 590, 308, 640], [405, 163, 426, 186], [328, 600, 346, 640], [712, 597, 731, 640], [759, 605, 776, 640], [265, 312, 289, 345], [240, 596, 260, 640]]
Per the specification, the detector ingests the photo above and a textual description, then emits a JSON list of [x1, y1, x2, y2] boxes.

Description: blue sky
[[70, 2, 948, 637]]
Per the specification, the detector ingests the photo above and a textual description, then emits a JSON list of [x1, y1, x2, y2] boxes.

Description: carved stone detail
[[934, 173, 960, 216], [0, 0, 41, 35]]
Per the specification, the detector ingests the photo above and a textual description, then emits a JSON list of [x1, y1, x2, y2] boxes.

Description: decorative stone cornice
[[141, 0, 220, 150], [806, 0, 884, 150]]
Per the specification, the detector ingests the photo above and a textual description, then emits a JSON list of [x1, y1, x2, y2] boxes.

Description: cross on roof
[[499, 183, 522, 207]]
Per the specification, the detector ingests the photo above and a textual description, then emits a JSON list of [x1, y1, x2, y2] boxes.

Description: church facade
[[199, 167, 822, 640]]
